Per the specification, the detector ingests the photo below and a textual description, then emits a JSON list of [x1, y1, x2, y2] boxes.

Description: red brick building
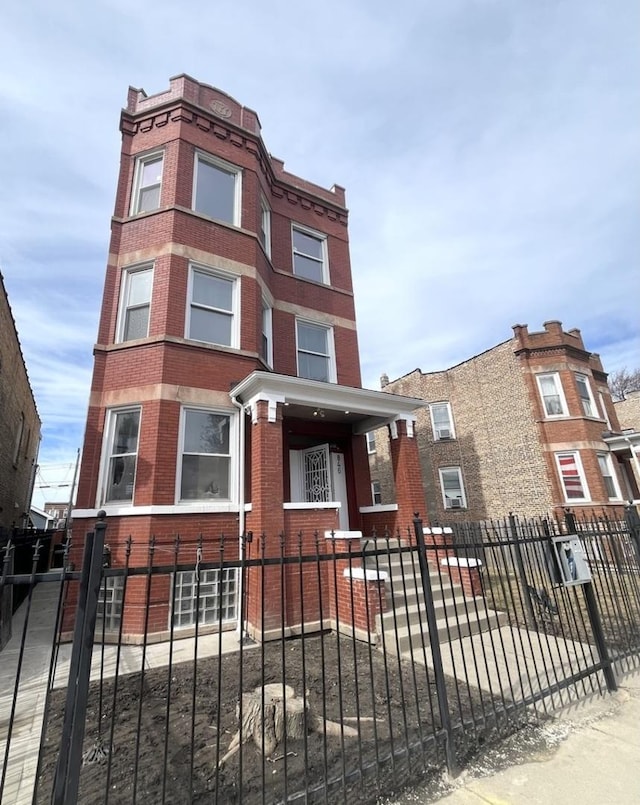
[[72, 75, 427, 639]]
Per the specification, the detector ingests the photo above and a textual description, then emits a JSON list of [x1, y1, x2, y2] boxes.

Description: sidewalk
[[389, 670, 640, 805]]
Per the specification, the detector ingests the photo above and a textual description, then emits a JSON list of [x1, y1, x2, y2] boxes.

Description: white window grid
[[597, 453, 621, 500], [259, 197, 271, 258], [366, 432, 377, 454], [292, 224, 329, 284], [177, 407, 234, 502], [555, 451, 590, 502], [130, 152, 163, 215], [172, 568, 238, 628], [371, 480, 382, 505], [97, 577, 124, 631], [430, 402, 455, 440], [439, 466, 467, 509], [186, 264, 239, 348], [261, 300, 273, 367], [599, 392, 613, 429], [575, 373, 596, 417], [117, 265, 153, 343], [192, 151, 242, 226], [101, 407, 141, 506], [536, 373, 569, 418], [295, 319, 336, 383]]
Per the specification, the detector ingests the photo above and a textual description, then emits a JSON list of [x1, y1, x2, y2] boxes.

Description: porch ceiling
[[230, 371, 429, 434]]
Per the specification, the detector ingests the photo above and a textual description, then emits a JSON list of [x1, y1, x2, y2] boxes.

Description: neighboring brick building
[[0, 273, 41, 539], [369, 321, 640, 523], [613, 390, 640, 492], [72, 75, 427, 639]]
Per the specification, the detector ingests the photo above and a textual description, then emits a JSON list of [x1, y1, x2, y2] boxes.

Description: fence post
[[413, 513, 457, 776], [508, 513, 535, 626], [624, 503, 640, 565], [564, 509, 617, 692], [52, 511, 107, 805]]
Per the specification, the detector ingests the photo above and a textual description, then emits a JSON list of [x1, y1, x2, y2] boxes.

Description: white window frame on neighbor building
[[172, 568, 238, 629], [597, 452, 621, 500], [177, 407, 234, 503], [130, 151, 163, 215], [261, 298, 273, 367], [430, 402, 455, 440], [575, 373, 597, 417], [100, 407, 142, 506], [366, 432, 377, 454], [259, 196, 271, 258], [536, 372, 569, 418], [192, 151, 242, 226], [439, 467, 467, 510], [292, 224, 329, 284], [371, 480, 382, 505], [186, 264, 239, 348], [116, 264, 153, 343], [295, 319, 336, 383], [554, 451, 590, 503]]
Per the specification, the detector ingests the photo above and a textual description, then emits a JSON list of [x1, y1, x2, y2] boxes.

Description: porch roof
[[230, 371, 429, 434], [603, 429, 640, 454]]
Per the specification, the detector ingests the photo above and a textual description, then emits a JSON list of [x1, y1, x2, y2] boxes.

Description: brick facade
[[370, 321, 636, 521]]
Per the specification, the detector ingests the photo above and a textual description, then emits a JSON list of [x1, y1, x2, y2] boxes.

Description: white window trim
[[260, 196, 271, 258], [186, 263, 240, 348], [575, 373, 598, 418], [598, 391, 613, 429], [130, 151, 163, 216], [98, 406, 142, 507], [366, 431, 377, 454], [438, 466, 467, 510], [192, 150, 242, 227], [116, 263, 154, 343], [536, 372, 569, 418], [429, 402, 455, 440], [597, 452, 622, 500], [371, 480, 382, 505], [295, 318, 337, 383], [554, 451, 591, 503], [292, 223, 329, 284], [261, 299, 273, 368], [176, 406, 236, 504]]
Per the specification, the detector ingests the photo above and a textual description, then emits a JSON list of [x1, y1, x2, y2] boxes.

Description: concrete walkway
[[389, 670, 640, 805]]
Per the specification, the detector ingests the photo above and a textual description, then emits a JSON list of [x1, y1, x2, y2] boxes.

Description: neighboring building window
[[296, 320, 335, 382], [193, 152, 241, 225], [597, 453, 621, 499], [102, 408, 141, 504], [430, 402, 455, 440], [366, 432, 377, 454], [555, 451, 590, 502], [117, 266, 153, 342], [172, 568, 238, 628], [536, 373, 568, 417], [131, 153, 163, 215], [13, 413, 24, 464], [261, 300, 272, 367], [439, 467, 466, 509], [371, 480, 382, 505], [259, 197, 271, 258], [575, 373, 596, 417], [187, 266, 238, 347], [180, 409, 231, 501], [292, 225, 328, 283]]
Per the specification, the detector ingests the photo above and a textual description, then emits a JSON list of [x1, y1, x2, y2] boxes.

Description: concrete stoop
[[361, 539, 507, 657]]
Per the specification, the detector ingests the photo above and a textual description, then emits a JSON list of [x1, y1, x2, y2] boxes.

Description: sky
[[1, 0, 638, 507]]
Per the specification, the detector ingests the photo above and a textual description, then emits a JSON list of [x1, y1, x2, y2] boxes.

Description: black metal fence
[[1, 507, 639, 804]]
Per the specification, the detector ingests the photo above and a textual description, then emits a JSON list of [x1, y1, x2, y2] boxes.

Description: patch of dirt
[[37, 634, 526, 804]]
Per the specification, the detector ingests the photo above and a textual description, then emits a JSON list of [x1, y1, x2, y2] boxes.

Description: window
[[536, 373, 568, 417], [296, 320, 335, 382], [172, 568, 238, 628], [131, 153, 163, 214], [575, 373, 596, 417], [103, 408, 141, 504], [97, 577, 124, 631], [180, 409, 231, 501], [366, 432, 377, 454], [430, 403, 455, 440], [193, 153, 241, 225], [439, 467, 466, 509], [187, 266, 238, 347], [261, 300, 272, 367], [599, 392, 612, 430], [371, 480, 382, 505], [117, 266, 153, 342], [292, 225, 328, 283], [597, 453, 620, 499], [259, 197, 271, 257], [555, 451, 590, 502]]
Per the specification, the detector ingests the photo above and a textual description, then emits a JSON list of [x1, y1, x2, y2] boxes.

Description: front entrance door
[[289, 444, 349, 530]]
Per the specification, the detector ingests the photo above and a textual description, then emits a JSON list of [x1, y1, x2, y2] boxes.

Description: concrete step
[[377, 596, 491, 632]]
